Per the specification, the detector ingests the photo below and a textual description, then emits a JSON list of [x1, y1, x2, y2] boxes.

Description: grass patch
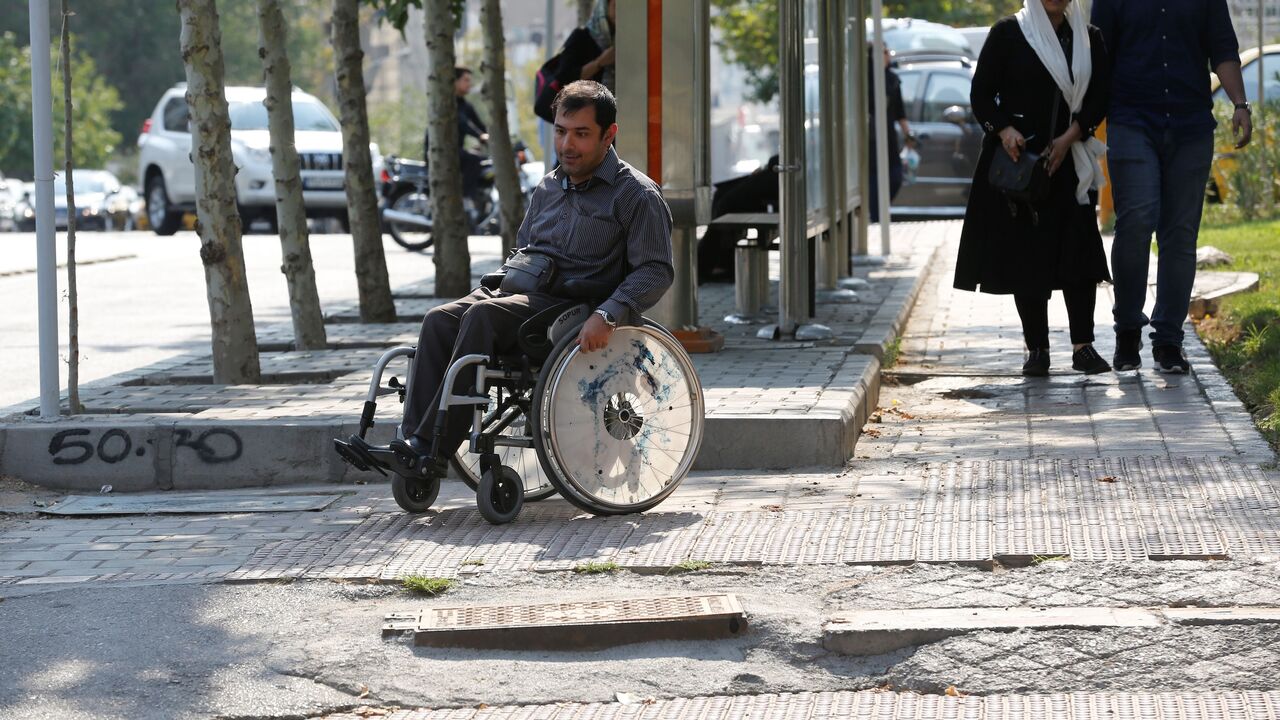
[[667, 559, 714, 574], [400, 575, 456, 596], [572, 561, 620, 575], [883, 335, 903, 368], [1194, 219, 1280, 448], [1031, 555, 1069, 564], [461, 558, 485, 567]]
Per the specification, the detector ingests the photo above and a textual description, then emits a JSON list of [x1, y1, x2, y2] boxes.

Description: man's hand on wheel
[[577, 314, 613, 352]]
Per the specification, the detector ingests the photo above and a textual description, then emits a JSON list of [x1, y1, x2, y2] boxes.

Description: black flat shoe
[[1022, 348, 1050, 377], [1072, 344, 1112, 374], [389, 435, 448, 478]]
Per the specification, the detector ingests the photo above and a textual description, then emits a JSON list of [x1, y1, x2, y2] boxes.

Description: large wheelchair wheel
[[449, 386, 557, 502], [532, 321, 704, 515]]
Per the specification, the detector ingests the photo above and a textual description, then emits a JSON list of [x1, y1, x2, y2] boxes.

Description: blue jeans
[[1107, 123, 1214, 347]]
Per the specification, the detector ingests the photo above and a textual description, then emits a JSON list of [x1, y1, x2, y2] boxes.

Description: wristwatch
[[1235, 101, 1252, 114], [593, 308, 618, 328]]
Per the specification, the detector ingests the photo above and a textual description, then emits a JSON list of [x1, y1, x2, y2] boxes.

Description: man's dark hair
[[455, 67, 472, 80], [551, 80, 617, 132]]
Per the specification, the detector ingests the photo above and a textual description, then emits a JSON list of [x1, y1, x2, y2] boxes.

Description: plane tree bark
[[257, 0, 327, 349], [178, 0, 261, 383]]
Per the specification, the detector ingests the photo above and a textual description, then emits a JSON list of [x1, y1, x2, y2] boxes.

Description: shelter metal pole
[[30, 0, 60, 417], [817, 0, 839, 290], [831, 0, 851, 279], [870, 0, 891, 255], [542, 0, 555, 167], [778, 0, 808, 334], [853, 0, 870, 257]]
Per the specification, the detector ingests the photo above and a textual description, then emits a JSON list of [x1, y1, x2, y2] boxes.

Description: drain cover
[[384, 593, 747, 649]]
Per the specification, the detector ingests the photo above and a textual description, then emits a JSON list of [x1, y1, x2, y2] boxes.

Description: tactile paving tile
[[532, 515, 638, 571], [321, 689, 1280, 720], [1065, 502, 1149, 561], [381, 509, 501, 579], [306, 512, 418, 579], [843, 505, 918, 564], [914, 518, 994, 564], [760, 510, 849, 565], [224, 531, 340, 582], [1135, 503, 1228, 560], [686, 511, 783, 565], [475, 505, 581, 573], [614, 512, 708, 569]]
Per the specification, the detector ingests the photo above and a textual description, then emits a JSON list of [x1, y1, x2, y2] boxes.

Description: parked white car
[[137, 84, 379, 235]]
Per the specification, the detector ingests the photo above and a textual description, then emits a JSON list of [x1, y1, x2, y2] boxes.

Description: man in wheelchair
[[344, 80, 674, 483]]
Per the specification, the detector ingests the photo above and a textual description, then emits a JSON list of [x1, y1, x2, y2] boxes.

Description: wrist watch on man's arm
[[593, 308, 618, 328], [1235, 101, 1252, 114]]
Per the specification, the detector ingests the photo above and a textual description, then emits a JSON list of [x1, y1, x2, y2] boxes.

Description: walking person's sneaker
[[1152, 344, 1190, 374], [1113, 328, 1142, 371], [1071, 344, 1112, 374], [1022, 348, 1050, 377]]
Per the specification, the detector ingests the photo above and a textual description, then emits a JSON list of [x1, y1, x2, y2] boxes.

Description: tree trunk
[[257, 0, 327, 350], [331, 0, 396, 323], [178, 0, 261, 384], [480, 0, 523, 256], [60, 0, 81, 414], [424, 0, 471, 297], [577, 0, 594, 26]]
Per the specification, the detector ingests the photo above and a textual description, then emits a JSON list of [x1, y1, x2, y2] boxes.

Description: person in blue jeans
[[1092, 0, 1253, 373]]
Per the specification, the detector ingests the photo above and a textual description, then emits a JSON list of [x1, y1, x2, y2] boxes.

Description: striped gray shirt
[[516, 146, 674, 325]]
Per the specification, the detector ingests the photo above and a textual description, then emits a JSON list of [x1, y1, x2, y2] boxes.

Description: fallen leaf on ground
[[945, 685, 968, 697], [1098, 476, 1118, 483], [863, 428, 882, 438]]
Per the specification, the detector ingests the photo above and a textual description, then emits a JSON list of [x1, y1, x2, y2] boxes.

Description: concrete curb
[[823, 606, 1280, 656]]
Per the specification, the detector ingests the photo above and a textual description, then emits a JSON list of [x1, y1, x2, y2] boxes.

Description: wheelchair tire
[[532, 321, 704, 516], [391, 473, 440, 513], [477, 465, 524, 525], [450, 387, 557, 502]]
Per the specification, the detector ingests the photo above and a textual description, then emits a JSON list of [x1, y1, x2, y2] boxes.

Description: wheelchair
[[333, 278, 705, 525]]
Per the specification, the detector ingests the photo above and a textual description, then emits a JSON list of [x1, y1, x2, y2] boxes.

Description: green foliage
[[218, 1, 335, 106], [710, 0, 779, 103], [711, 0, 1018, 104], [400, 575, 456, 595], [365, 0, 465, 34], [0, 31, 123, 177], [1195, 220, 1280, 449], [1212, 100, 1280, 222], [667, 560, 713, 574]]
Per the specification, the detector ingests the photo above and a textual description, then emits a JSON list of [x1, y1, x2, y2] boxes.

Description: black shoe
[[389, 435, 448, 478], [1113, 329, 1142, 371], [1152, 344, 1190, 374], [1072, 344, 1112, 374], [1022, 348, 1050, 377]]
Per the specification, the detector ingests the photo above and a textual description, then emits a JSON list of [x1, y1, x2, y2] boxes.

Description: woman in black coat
[[954, 0, 1112, 376]]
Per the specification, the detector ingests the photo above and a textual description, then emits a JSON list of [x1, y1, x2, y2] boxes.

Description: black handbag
[[986, 93, 1060, 224], [498, 250, 558, 295]]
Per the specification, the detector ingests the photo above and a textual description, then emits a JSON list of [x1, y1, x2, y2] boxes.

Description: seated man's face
[[554, 105, 617, 180]]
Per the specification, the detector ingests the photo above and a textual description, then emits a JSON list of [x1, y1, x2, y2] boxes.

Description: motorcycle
[[379, 141, 543, 252]]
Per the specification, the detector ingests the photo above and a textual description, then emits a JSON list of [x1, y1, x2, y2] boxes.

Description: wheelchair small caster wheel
[[392, 474, 440, 513], [477, 465, 524, 525]]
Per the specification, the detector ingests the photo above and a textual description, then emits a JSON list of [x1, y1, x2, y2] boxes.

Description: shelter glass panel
[[803, 0, 824, 214]]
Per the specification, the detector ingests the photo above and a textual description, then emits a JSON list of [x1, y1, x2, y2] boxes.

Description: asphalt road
[[0, 229, 483, 410]]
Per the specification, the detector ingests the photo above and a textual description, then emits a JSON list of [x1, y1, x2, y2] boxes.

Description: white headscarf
[[1014, 0, 1107, 205]]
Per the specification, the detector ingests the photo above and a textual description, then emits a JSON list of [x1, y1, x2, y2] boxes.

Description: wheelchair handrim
[[534, 323, 704, 514]]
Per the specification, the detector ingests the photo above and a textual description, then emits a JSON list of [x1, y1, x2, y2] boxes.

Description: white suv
[[137, 84, 379, 235]]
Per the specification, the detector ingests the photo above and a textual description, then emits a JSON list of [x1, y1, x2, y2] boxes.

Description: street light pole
[[29, 0, 60, 417]]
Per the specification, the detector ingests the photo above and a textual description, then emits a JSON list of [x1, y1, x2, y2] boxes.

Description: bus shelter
[[612, 0, 887, 343]]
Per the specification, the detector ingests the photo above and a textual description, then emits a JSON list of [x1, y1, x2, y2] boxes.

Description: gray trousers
[[401, 288, 563, 454]]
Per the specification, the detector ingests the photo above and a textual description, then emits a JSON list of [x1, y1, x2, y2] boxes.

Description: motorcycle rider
[[423, 67, 490, 216]]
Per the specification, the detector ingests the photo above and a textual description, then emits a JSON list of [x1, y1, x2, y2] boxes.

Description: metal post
[[778, 0, 808, 335], [817, 0, 839, 291], [1258, 0, 1267, 183], [831, 0, 851, 279], [30, 0, 60, 417], [541, 0, 555, 167], [870, 0, 891, 255], [852, 0, 870, 257]]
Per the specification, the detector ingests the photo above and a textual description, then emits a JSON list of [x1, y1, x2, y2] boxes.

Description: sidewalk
[[0, 225, 947, 490]]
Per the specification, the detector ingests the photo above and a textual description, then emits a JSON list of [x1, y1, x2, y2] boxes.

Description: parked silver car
[[890, 57, 982, 217]]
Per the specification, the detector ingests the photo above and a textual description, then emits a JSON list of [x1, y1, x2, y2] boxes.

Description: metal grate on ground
[[320, 689, 1280, 720]]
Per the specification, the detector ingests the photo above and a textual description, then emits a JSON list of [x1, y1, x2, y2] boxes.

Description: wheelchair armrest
[[480, 272, 504, 291], [555, 278, 614, 301]]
